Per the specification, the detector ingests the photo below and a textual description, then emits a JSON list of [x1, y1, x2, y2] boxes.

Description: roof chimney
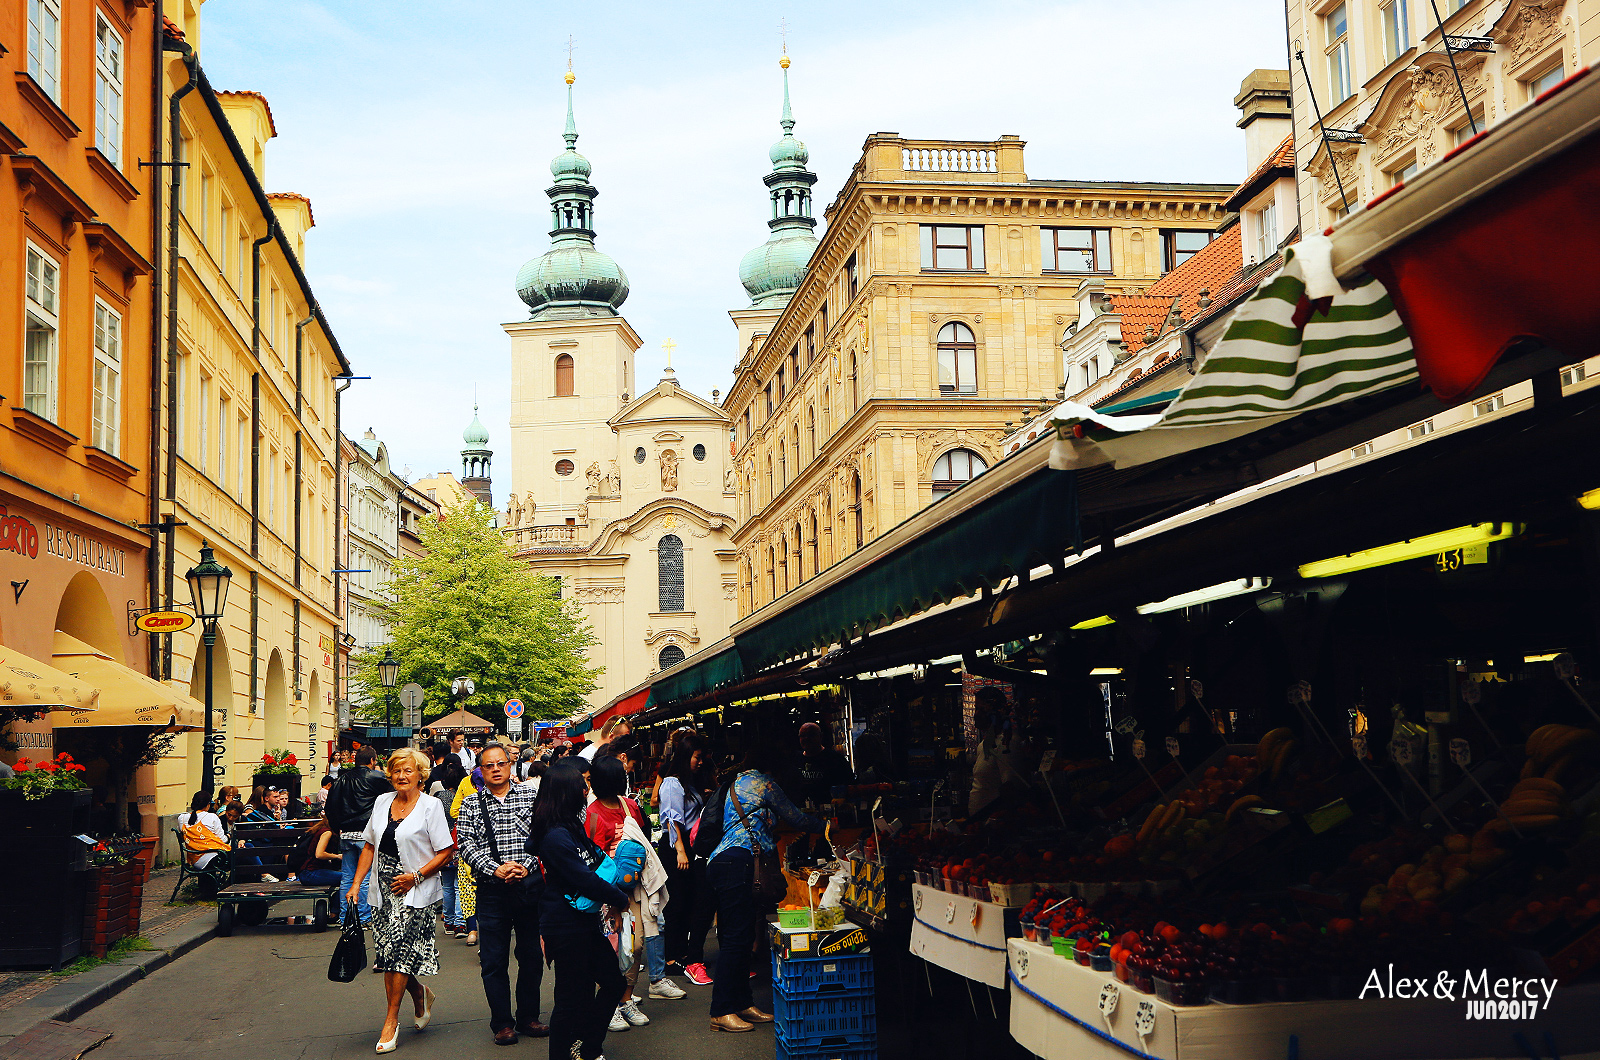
[[1235, 69, 1292, 173]]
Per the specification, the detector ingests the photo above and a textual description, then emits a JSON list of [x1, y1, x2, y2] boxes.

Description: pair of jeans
[[298, 867, 341, 888], [543, 929, 627, 1060], [441, 863, 460, 927], [663, 855, 715, 966], [476, 877, 543, 1034], [707, 847, 757, 1017], [340, 844, 370, 924], [646, 930, 664, 982]]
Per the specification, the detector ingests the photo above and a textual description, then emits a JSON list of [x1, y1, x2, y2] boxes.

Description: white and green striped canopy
[[1047, 235, 1416, 470]]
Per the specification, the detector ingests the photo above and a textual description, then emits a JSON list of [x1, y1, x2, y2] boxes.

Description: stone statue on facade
[[660, 449, 679, 492], [585, 461, 603, 494], [724, 467, 736, 493], [506, 493, 524, 528], [605, 460, 621, 495]]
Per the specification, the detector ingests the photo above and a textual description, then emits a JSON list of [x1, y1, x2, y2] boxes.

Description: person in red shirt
[[585, 757, 651, 1034]]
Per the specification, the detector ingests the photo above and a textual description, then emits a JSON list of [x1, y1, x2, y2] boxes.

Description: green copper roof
[[740, 61, 819, 309], [517, 79, 629, 319], [463, 406, 490, 446]]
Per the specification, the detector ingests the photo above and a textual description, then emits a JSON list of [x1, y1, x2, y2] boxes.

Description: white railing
[[901, 146, 998, 174]]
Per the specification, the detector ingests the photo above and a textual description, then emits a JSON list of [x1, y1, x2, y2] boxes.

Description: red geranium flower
[[14, 758, 30, 772], [283, 753, 297, 765], [261, 753, 275, 764], [38, 762, 58, 773]]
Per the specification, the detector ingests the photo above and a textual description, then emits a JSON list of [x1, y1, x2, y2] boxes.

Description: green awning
[[735, 470, 1079, 673], [651, 645, 744, 708]]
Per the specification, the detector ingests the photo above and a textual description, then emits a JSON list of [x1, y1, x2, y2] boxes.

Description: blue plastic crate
[[773, 988, 877, 1048], [774, 1032, 878, 1060], [771, 951, 876, 996]]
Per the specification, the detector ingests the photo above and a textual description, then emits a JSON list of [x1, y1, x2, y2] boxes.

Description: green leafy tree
[[349, 502, 599, 726]]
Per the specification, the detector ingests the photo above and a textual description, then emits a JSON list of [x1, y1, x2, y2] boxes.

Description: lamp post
[[378, 649, 400, 751], [185, 544, 233, 799]]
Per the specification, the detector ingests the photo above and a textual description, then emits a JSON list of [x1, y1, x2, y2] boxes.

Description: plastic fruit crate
[[775, 1035, 878, 1060], [772, 952, 875, 996], [774, 988, 876, 1047]]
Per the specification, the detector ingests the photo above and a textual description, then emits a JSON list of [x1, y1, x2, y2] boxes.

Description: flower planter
[[0, 788, 92, 837], [0, 835, 89, 969], [82, 862, 142, 958]]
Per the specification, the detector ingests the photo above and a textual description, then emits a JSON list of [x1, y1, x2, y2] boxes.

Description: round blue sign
[[504, 699, 525, 718]]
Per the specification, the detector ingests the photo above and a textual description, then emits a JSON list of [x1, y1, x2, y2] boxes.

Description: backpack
[[690, 779, 734, 859], [567, 838, 647, 913]]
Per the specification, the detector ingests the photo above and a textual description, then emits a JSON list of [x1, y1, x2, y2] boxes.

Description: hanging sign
[[1164, 736, 1180, 758], [1131, 737, 1146, 760], [1449, 738, 1471, 768], [135, 610, 195, 633]]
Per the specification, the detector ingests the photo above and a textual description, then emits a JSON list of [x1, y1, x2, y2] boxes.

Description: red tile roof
[[1109, 222, 1245, 352], [216, 90, 278, 137], [267, 191, 315, 228], [1224, 134, 1295, 211], [162, 16, 186, 40]]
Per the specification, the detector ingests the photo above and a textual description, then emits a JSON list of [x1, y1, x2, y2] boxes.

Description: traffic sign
[[399, 683, 425, 710], [506, 715, 524, 737], [504, 699, 525, 719]]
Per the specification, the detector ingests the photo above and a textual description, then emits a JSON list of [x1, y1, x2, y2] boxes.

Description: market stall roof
[[0, 645, 98, 712], [48, 632, 202, 730], [569, 686, 652, 738], [425, 708, 497, 732]]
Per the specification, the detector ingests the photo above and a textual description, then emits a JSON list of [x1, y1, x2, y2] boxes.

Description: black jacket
[[531, 823, 629, 938], [325, 768, 392, 833]]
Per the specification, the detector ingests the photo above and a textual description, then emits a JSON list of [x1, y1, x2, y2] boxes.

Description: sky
[[199, 0, 1290, 487]]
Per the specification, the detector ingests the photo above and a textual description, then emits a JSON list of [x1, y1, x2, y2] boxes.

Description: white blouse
[[361, 791, 454, 909]]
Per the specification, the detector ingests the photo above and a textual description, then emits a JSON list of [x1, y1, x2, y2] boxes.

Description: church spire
[[737, 53, 820, 309]]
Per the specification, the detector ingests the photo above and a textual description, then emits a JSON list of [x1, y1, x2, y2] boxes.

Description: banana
[[1137, 805, 1164, 843], [1257, 727, 1293, 764], [1225, 796, 1263, 824], [1270, 739, 1298, 783], [1512, 777, 1564, 796], [1526, 724, 1566, 762]]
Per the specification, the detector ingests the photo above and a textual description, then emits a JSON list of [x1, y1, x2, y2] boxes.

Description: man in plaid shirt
[[457, 742, 546, 1045]]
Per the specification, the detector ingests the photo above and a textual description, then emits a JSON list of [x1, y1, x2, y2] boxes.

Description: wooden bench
[[214, 819, 339, 936]]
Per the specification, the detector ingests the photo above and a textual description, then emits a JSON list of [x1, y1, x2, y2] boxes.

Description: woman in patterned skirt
[[347, 747, 455, 1054]]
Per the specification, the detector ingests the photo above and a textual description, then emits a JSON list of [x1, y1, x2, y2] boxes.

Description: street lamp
[[378, 649, 399, 751], [185, 544, 233, 798]]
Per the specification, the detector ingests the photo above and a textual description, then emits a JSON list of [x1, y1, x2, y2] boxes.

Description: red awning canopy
[[570, 687, 652, 738]]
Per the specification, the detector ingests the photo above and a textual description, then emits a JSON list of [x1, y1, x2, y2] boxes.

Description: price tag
[[1460, 678, 1482, 705], [1164, 736, 1180, 758], [1099, 981, 1120, 1018], [1449, 737, 1471, 768], [1134, 1000, 1157, 1039], [1115, 716, 1138, 735], [1288, 680, 1313, 705], [1554, 653, 1577, 680], [1131, 738, 1146, 760], [944, 901, 956, 924], [1038, 750, 1057, 773], [1016, 950, 1030, 979], [970, 902, 982, 931], [1189, 679, 1204, 700], [1389, 737, 1415, 766]]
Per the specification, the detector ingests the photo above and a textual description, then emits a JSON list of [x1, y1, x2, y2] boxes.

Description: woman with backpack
[[704, 745, 827, 1033], [529, 759, 632, 1060]]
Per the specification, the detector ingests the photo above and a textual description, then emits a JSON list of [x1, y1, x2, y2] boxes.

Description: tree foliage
[[349, 502, 599, 724]]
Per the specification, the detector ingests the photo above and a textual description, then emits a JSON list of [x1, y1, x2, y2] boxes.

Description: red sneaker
[[684, 963, 713, 986]]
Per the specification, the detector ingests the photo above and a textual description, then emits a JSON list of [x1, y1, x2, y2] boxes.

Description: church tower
[[460, 406, 493, 506], [730, 55, 820, 361]]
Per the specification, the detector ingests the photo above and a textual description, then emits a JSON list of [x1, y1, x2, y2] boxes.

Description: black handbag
[[731, 785, 789, 905], [327, 902, 367, 982]]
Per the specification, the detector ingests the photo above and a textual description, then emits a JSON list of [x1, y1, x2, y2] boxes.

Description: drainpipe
[[160, 50, 198, 680], [294, 432, 302, 587], [294, 312, 314, 420], [293, 598, 302, 703], [250, 570, 259, 715], [146, 0, 179, 680]]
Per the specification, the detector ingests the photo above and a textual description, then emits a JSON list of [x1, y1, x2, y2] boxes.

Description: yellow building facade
[[146, 3, 348, 823], [727, 102, 1234, 618]]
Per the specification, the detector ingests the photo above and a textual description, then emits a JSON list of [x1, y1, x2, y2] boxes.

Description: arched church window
[[658, 534, 684, 612], [555, 354, 575, 397], [693, 443, 706, 461], [659, 644, 685, 670], [635, 447, 647, 464]]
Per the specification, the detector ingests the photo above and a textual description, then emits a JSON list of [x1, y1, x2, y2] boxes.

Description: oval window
[[634, 447, 647, 464], [555, 459, 575, 476], [693, 443, 707, 462]]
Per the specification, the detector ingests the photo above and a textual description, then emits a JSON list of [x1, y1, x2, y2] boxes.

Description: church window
[[555, 459, 575, 476], [554, 354, 575, 396], [658, 534, 684, 612], [659, 644, 685, 670], [937, 323, 979, 394], [692, 443, 706, 461], [634, 446, 646, 464], [932, 448, 988, 500]]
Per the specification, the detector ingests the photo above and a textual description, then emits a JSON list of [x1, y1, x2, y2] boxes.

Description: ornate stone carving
[[1305, 143, 1361, 204], [604, 460, 621, 495], [1498, 0, 1563, 67], [724, 468, 736, 493], [660, 449, 679, 492], [722, 580, 737, 601], [585, 461, 602, 493], [506, 492, 524, 527], [571, 585, 624, 603]]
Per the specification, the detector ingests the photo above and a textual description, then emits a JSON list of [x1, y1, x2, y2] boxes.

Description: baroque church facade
[[502, 73, 739, 712]]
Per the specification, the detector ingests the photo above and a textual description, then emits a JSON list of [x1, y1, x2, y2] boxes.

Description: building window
[[849, 354, 859, 410], [1253, 201, 1279, 264], [267, 446, 278, 526], [634, 446, 646, 463], [1381, 0, 1411, 63], [198, 375, 211, 475], [1350, 441, 1374, 458], [92, 302, 122, 454], [1388, 160, 1418, 186], [845, 253, 859, 301], [741, 408, 751, 442], [217, 395, 228, 480], [936, 322, 979, 394], [692, 443, 706, 461], [554, 353, 575, 396], [777, 366, 786, 401], [27, 0, 61, 100], [767, 547, 776, 598], [1561, 363, 1588, 386], [1042, 227, 1113, 273], [1162, 230, 1213, 272], [804, 327, 815, 366], [658, 644, 685, 671], [1407, 419, 1435, 439], [810, 513, 819, 575], [793, 523, 804, 582], [658, 534, 684, 612], [807, 407, 816, 461], [778, 536, 788, 593], [852, 474, 864, 549], [24, 244, 59, 420], [931, 448, 988, 499], [1325, 3, 1352, 102], [95, 16, 124, 164], [766, 455, 774, 500], [555, 459, 575, 476], [1452, 112, 1484, 146], [778, 446, 786, 488], [1527, 64, 1565, 100], [920, 225, 986, 271], [1474, 393, 1504, 416], [791, 424, 801, 477], [765, 383, 774, 416], [819, 303, 828, 340]]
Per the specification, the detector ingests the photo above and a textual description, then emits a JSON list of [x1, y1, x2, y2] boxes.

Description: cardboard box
[[769, 913, 871, 961]]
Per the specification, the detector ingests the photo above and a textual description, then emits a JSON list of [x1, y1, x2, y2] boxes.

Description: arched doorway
[[55, 571, 123, 662], [306, 670, 323, 780], [264, 649, 288, 754], [186, 627, 234, 793]]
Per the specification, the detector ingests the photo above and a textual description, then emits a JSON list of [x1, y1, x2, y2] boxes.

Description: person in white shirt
[[451, 731, 475, 773], [180, 792, 229, 870]]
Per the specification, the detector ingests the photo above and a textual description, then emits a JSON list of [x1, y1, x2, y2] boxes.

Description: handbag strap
[[477, 791, 502, 864]]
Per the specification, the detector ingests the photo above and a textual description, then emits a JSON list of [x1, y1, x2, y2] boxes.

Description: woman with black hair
[[528, 759, 631, 1060], [179, 791, 230, 896], [657, 734, 713, 986]]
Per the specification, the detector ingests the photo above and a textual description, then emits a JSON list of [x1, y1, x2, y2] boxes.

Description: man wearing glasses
[[456, 742, 547, 1045]]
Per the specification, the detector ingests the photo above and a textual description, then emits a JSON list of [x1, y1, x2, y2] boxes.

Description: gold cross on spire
[[780, 17, 788, 55], [661, 338, 677, 369], [567, 35, 576, 71]]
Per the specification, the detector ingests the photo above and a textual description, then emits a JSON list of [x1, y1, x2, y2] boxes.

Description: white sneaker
[[619, 1000, 650, 1026], [648, 977, 686, 999], [608, 1008, 629, 1032], [259, 874, 280, 883]]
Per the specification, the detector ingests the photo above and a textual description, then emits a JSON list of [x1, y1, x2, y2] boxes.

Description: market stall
[[908, 882, 1019, 988]]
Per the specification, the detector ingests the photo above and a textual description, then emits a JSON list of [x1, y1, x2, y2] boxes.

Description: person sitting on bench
[[292, 814, 344, 887]]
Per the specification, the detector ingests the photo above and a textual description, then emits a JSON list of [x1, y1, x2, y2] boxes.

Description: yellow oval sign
[[136, 611, 195, 633]]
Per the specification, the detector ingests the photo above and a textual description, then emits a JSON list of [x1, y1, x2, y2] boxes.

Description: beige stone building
[[410, 468, 477, 512], [502, 77, 739, 712], [725, 66, 1235, 619], [1286, 0, 1591, 235]]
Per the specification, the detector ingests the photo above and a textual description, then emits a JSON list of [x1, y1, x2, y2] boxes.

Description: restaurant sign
[[135, 611, 195, 633]]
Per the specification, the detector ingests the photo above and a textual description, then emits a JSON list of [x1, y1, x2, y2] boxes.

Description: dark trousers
[[544, 929, 627, 1060], [476, 879, 543, 1033], [708, 848, 758, 1017], [662, 854, 715, 966]]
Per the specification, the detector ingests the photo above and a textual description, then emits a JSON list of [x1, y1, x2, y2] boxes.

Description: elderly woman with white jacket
[[347, 747, 456, 1054]]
